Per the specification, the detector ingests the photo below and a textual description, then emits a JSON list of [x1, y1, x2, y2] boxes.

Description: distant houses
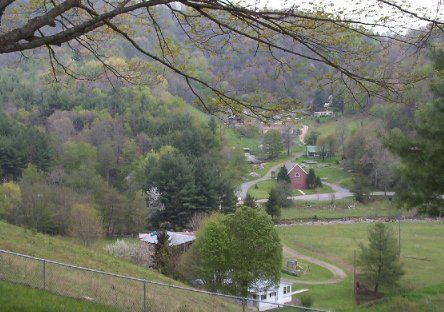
[[284, 161, 308, 190], [313, 111, 334, 117], [306, 145, 319, 158]]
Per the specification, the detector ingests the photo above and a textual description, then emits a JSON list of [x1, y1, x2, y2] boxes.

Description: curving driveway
[[236, 160, 294, 200], [289, 181, 353, 201], [282, 245, 347, 285]]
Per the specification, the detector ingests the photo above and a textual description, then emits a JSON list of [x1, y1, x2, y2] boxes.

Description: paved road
[[256, 181, 395, 203], [282, 245, 347, 285], [236, 160, 294, 200], [237, 151, 304, 200], [289, 181, 353, 201]]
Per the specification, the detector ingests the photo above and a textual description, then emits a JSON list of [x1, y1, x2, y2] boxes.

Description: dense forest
[[0, 58, 250, 239]]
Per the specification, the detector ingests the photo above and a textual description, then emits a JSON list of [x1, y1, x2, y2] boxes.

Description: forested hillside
[[0, 59, 249, 240]]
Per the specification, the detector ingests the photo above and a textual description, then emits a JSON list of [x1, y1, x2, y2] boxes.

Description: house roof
[[249, 279, 292, 294], [284, 161, 308, 175], [284, 161, 295, 173], [139, 231, 195, 246], [306, 145, 318, 153]]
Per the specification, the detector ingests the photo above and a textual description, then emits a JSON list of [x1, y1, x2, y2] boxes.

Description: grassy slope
[[0, 221, 240, 312], [359, 283, 444, 312], [277, 222, 444, 310], [281, 199, 406, 220], [0, 280, 119, 312]]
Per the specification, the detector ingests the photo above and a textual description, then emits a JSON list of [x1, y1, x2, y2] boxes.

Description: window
[[286, 286, 291, 293], [269, 292, 276, 298], [295, 172, 300, 178], [283, 287, 287, 294], [252, 294, 258, 300], [261, 294, 267, 300]]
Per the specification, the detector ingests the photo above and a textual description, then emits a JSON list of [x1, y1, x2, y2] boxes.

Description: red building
[[284, 162, 308, 190]]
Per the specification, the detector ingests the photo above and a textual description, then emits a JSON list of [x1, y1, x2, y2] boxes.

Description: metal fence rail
[[0, 249, 330, 312]]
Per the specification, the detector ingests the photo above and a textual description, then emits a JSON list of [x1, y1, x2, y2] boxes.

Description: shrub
[[300, 294, 314, 307], [105, 239, 153, 268]]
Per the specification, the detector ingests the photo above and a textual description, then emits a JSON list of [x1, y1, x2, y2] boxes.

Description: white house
[[313, 111, 334, 117], [247, 280, 298, 311]]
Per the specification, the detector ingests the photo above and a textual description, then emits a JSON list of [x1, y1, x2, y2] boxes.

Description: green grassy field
[[278, 221, 444, 310], [0, 280, 119, 312], [224, 127, 262, 152], [0, 221, 240, 312], [296, 156, 355, 189], [281, 199, 407, 220], [306, 115, 364, 139]]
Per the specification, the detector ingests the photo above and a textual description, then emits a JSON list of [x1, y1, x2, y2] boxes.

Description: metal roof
[[139, 231, 195, 246]]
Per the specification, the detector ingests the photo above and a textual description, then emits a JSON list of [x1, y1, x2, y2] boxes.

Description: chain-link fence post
[[143, 281, 147, 312], [42, 259, 46, 290]]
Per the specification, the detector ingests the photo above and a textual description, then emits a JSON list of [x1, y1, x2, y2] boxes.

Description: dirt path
[[299, 125, 308, 144], [282, 245, 347, 285]]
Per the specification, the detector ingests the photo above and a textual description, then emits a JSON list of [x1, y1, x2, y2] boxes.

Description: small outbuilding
[[306, 145, 319, 158]]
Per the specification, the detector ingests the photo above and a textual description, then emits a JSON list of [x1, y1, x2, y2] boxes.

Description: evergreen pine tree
[[307, 168, 317, 189], [277, 166, 291, 184], [266, 187, 281, 219], [359, 223, 404, 293], [244, 193, 257, 209]]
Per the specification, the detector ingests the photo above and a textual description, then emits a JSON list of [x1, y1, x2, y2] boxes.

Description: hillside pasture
[[281, 199, 408, 220], [0, 280, 119, 312], [0, 221, 240, 312], [278, 221, 444, 310]]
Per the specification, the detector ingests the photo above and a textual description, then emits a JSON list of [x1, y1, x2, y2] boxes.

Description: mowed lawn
[[0, 280, 119, 312], [281, 199, 407, 220], [281, 257, 333, 282], [248, 179, 333, 200], [296, 156, 355, 190], [278, 221, 444, 310]]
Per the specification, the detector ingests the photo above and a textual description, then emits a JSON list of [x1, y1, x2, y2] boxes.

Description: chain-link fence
[[0, 249, 330, 312]]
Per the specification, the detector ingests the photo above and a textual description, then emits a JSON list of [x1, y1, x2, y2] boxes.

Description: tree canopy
[[183, 208, 282, 297], [386, 50, 444, 215], [0, 1, 442, 116]]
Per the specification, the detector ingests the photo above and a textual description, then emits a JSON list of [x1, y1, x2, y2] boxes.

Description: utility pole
[[353, 250, 356, 295], [398, 214, 401, 256]]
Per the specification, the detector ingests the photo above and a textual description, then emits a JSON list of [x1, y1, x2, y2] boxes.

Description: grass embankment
[[277, 222, 444, 310], [0, 221, 240, 312], [306, 114, 364, 139], [281, 199, 407, 220], [0, 280, 119, 312], [359, 283, 444, 312]]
